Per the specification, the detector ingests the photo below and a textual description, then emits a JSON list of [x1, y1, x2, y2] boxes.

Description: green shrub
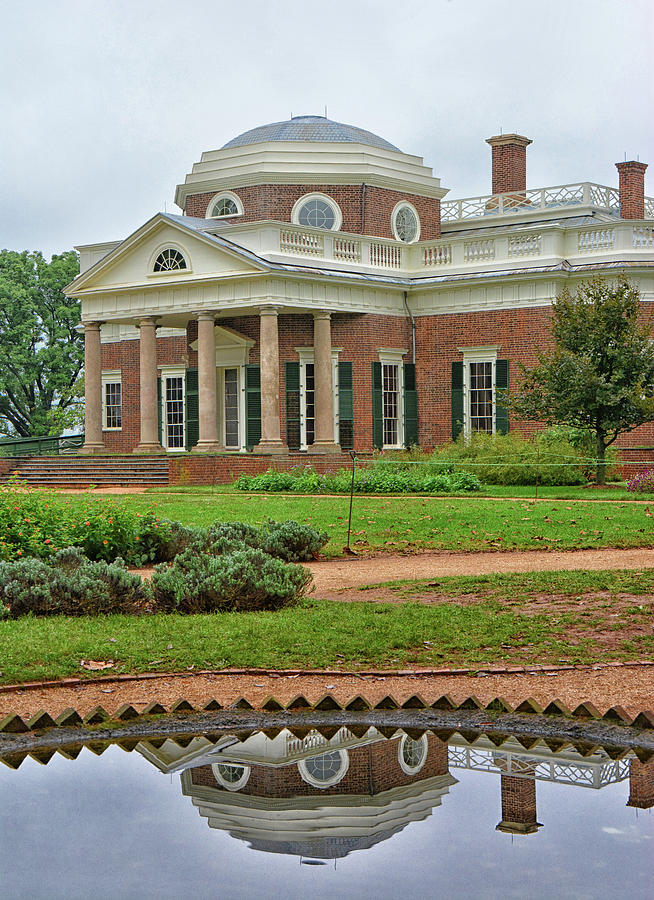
[[234, 465, 480, 495], [0, 483, 172, 564], [258, 519, 329, 561], [151, 547, 312, 613], [0, 547, 149, 618]]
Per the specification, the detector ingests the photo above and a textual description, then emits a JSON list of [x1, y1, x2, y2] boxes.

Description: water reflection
[[134, 726, 651, 856], [1, 723, 652, 898]]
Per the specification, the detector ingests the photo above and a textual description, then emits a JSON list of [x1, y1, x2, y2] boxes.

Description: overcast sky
[[1, 0, 652, 258]]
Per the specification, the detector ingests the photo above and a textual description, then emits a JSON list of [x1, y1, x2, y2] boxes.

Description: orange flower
[[85, 521, 90, 526], [103, 540, 108, 545], [44, 539, 51, 544]]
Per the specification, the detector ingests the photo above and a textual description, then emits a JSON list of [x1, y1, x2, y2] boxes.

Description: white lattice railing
[[423, 243, 453, 266], [577, 228, 615, 253], [441, 182, 621, 223], [633, 225, 654, 248], [279, 228, 324, 257], [285, 727, 353, 757], [334, 237, 362, 263], [464, 239, 495, 262], [508, 234, 542, 257], [370, 241, 402, 268], [645, 197, 654, 218]]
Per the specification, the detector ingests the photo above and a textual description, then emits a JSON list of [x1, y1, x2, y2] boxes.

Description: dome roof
[[222, 115, 399, 152]]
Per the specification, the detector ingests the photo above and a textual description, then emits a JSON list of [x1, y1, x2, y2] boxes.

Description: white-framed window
[[101, 371, 122, 431], [459, 346, 499, 437], [153, 248, 187, 271], [160, 366, 186, 451], [378, 349, 406, 449], [391, 201, 421, 243], [211, 763, 251, 791], [298, 749, 349, 789], [295, 347, 340, 450], [397, 734, 428, 775], [292, 193, 342, 231], [207, 191, 243, 219]]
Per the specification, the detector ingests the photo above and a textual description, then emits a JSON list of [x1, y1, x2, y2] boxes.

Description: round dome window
[[293, 194, 342, 231], [392, 203, 420, 243]]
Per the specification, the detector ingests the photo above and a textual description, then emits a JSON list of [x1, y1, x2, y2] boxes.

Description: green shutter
[[245, 364, 261, 451], [338, 361, 354, 450], [185, 368, 199, 451], [157, 377, 163, 445], [285, 361, 301, 450], [372, 361, 383, 450], [451, 361, 464, 441], [403, 363, 418, 448], [495, 359, 509, 435]]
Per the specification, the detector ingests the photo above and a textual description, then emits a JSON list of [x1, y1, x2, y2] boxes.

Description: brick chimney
[[616, 160, 648, 219], [486, 134, 533, 195], [496, 774, 543, 835], [627, 758, 654, 809]]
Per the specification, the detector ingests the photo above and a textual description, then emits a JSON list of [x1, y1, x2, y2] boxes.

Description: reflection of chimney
[[616, 160, 648, 219], [496, 774, 543, 835], [486, 134, 533, 195], [627, 758, 654, 809]]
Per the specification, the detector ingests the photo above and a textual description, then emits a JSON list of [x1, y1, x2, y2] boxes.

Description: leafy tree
[[509, 276, 654, 484], [0, 250, 82, 437]]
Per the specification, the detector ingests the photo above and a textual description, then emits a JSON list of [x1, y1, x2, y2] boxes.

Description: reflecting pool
[[1, 725, 652, 899]]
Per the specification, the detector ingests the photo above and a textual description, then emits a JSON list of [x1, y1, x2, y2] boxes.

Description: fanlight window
[[298, 198, 336, 230], [393, 204, 419, 243], [211, 197, 239, 217], [153, 248, 187, 272]]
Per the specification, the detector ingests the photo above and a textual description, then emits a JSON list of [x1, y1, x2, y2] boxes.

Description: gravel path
[[304, 547, 654, 593]]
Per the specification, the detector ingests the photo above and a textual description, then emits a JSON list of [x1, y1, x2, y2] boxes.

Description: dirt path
[[304, 547, 654, 594]]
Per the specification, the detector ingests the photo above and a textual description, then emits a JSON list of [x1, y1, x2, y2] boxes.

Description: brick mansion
[[67, 116, 654, 467]]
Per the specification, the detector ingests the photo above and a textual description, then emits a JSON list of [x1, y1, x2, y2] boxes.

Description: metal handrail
[[0, 433, 85, 457]]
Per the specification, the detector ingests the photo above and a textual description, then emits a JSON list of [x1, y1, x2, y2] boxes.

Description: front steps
[[0, 456, 170, 488]]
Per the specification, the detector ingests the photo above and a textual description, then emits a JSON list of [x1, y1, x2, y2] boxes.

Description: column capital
[[136, 316, 159, 328], [82, 320, 102, 332], [313, 310, 331, 321], [195, 311, 217, 323], [258, 305, 280, 317]]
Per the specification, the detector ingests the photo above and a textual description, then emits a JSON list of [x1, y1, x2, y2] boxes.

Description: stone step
[[0, 455, 171, 487]]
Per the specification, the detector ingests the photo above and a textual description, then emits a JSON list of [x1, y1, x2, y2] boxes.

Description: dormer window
[[292, 193, 342, 231], [208, 191, 243, 219], [392, 202, 420, 243], [153, 248, 187, 271]]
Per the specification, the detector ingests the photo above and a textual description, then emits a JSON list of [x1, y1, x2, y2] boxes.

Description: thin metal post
[[346, 451, 357, 553]]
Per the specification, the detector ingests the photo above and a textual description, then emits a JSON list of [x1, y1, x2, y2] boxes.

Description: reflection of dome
[[222, 116, 400, 152]]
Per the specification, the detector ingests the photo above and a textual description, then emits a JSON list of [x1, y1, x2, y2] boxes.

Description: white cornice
[[174, 141, 447, 207]]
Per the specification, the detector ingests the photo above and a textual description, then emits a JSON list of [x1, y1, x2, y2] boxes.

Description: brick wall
[[627, 759, 654, 809], [184, 183, 441, 240], [190, 734, 448, 798], [487, 135, 531, 195], [497, 774, 539, 833]]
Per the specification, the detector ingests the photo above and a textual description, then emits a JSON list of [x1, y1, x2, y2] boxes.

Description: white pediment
[[68, 215, 267, 295]]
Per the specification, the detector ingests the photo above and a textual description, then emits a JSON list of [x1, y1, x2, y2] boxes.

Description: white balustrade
[[577, 229, 615, 253], [279, 228, 324, 257], [632, 226, 654, 248], [334, 237, 362, 263], [508, 234, 542, 257], [423, 243, 453, 266], [463, 239, 495, 262], [369, 241, 402, 268], [441, 182, 621, 223]]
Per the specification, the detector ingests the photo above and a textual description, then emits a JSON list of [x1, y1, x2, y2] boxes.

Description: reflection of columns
[[194, 312, 221, 452], [80, 321, 105, 453], [135, 316, 164, 453], [496, 773, 543, 835], [312, 311, 339, 453], [254, 306, 287, 454]]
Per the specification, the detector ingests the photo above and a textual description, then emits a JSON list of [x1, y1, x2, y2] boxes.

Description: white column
[[80, 321, 105, 453], [135, 316, 164, 453], [312, 311, 339, 453], [194, 312, 221, 451], [254, 306, 287, 454]]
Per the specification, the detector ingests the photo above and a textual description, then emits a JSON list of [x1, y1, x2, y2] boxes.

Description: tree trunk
[[595, 434, 607, 485]]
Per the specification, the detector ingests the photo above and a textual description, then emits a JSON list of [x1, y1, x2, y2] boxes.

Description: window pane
[[298, 199, 335, 230], [224, 368, 239, 448], [104, 382, 122, 429], [165, 376, 185, 447], [469, 361, 493, 433], [305, 363, 315, 446], [382, 363, 399, 446]]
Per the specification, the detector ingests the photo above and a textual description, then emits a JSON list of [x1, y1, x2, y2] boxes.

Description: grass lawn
[[99, 491, 654, 556], [1, 568, 651, 684]]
